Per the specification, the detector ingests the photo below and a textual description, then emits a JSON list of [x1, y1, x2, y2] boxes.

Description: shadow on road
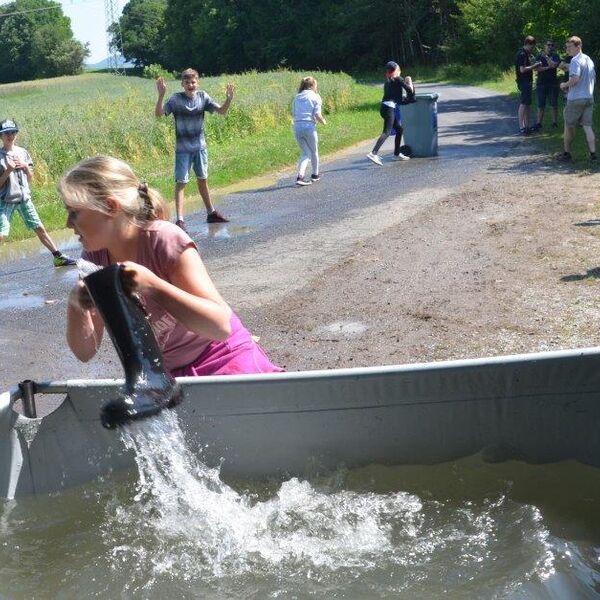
[[560, 267, 600, 282]]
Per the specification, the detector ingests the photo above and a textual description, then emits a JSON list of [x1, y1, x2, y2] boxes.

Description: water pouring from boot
[[83, 263, 183, 428]]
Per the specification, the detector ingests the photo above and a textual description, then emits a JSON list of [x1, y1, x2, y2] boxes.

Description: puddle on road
[[317, 321, 369, 337], [0, 171, 281, 265], [0, 232, 79, 265], [0, 294, 46, 310], [186, 222, 254, 239]]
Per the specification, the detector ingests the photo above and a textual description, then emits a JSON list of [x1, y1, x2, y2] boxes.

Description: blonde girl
[[292, 77, 327, 186], [63, 155, 283, 376]]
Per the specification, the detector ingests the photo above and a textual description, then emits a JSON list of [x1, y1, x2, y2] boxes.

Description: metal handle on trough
[[18, 379, 38, 418]]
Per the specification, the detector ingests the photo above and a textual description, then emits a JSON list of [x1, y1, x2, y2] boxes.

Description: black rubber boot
[[84, 264, 183, 429]]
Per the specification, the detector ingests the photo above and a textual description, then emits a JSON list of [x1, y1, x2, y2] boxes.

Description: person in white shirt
[[292, 77, 327, 186], [558, 36, 596, 162]]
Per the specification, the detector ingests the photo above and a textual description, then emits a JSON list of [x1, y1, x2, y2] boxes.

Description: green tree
[[111, 0, 167, 67], [0, 0, 88, 83], [571, 0, 600, 65], [449, 0, 576, 67], [159, 0, 458, 74]]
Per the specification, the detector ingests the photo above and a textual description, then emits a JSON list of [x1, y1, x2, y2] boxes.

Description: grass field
[[0, 71, 381, 240]]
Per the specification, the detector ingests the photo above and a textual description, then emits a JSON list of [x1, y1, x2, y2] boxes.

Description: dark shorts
[[537, 83, 559, 108], [517, 81, 533, 106]]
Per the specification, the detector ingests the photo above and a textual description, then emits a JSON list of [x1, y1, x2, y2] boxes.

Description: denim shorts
[[0, 198, 42, 236], [175, 148, 208, 183]]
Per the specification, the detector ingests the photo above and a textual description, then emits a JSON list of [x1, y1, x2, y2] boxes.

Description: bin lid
[[415, 93, 440, 101]]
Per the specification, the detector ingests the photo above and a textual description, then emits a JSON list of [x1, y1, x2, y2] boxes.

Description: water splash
[[95, 411, 570, 598], [76, 258, 101, 278]]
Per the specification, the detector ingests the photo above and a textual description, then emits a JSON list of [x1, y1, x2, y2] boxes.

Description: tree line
[[0, 0, 88, 83], [0, 0, 597, 84], [116, 0, 599, 75]]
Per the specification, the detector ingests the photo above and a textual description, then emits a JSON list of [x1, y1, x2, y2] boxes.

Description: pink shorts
[[170, 313, 284, 377]]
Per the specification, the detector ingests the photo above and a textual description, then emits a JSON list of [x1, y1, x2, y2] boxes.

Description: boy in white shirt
[[0, 119, 75, 267], [558, 36, 596, 162]]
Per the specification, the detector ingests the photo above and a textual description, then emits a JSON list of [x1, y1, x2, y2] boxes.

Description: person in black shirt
[[558, 54, 572, 101], [367, 61, 416, 166], [515, 36, 542, 134], [532, 40, 561, 130]]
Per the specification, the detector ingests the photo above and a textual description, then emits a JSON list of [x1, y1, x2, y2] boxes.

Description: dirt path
[[245, 152, 600, 371]]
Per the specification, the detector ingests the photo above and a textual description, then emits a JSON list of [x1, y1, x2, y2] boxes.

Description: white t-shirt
[[0, 146, 33, 204], [567, 52, 595, 101]]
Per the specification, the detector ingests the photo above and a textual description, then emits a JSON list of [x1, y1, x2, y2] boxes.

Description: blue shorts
[[517, 81, 533, 106], [0, 199, 42, 237], [175, 149, 208, 183]]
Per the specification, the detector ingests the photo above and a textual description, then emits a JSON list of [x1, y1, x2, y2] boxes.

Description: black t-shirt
[[536, 52, 561, 84], [515, 48, 533, 82], [561, 55, 572, 83], [381, 77, 415, 105]]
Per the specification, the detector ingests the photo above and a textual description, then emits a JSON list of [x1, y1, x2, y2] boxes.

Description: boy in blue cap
[[0, 119, 75, 267]]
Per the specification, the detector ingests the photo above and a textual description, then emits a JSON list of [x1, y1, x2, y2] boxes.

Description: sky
[[59, 0, 123, 63]]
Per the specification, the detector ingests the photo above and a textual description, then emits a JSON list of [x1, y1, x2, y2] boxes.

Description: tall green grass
[[1, 71, 380, 240]]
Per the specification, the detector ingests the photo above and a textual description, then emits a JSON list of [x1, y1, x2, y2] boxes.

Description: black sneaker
[[296, 176, 311, 186], [552, 122, 558, 128], [557, 151, 572, 162], [310, 174, 321, 182], [175, 219, 189, 233], [531, 123, 542, 132], [591, 152, 598, 162], [519, 127, 530, 136], [207, 210, 229, 223]]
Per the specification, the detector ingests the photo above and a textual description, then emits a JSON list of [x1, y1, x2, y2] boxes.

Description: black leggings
[[372, 104, 403, 155]]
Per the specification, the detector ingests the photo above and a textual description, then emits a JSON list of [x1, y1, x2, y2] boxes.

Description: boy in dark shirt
[[366, 61, 416, 165], [532, 40, 561, 130], [515, 36, 542, 134]]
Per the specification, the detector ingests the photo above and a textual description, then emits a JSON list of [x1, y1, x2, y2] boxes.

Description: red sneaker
[[207, 210, 229, 223]]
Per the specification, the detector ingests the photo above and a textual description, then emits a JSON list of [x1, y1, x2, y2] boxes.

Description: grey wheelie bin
[[402, 93, 439, 157]]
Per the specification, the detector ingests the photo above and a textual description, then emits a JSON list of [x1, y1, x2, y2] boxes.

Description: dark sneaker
[[519, 127, 529, 136], [207, 210, 229, 223], [552, 122, 558, 128], [296, 176, 311, 186], [310, 174, 321, 182], [175, 219, 189, 233], [531, 123, 542, 132], [556, 151, 572, 162], [53, 253, 77, 267], [591, 152, 598, 162]]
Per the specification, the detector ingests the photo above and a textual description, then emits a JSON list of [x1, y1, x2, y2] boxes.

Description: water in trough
[[1, 410, 599, 599]]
